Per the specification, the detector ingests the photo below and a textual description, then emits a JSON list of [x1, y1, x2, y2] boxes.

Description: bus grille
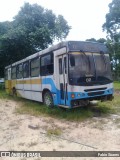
[[84, 87, 107, 92], [88, 91, 104, 96]]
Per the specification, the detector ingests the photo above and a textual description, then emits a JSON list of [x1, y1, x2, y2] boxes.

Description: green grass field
[[114, 81, 120, 90], [0, 83, 5, 90]]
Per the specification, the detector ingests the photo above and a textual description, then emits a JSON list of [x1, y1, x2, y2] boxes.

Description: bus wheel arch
[[42, 89, 54, 107]]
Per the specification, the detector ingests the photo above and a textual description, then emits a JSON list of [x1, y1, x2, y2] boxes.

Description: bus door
[[58, 55, 68, 106]]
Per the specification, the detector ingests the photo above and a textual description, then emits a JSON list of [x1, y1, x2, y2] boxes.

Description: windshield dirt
[[69, 52, 112, 86]]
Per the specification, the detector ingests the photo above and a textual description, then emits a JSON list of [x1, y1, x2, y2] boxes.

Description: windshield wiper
[[100, 51, 107, 69], [80, 50, 92, 76]]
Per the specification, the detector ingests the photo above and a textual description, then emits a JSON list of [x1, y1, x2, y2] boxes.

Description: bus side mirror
[[70, 55, 75, 66]]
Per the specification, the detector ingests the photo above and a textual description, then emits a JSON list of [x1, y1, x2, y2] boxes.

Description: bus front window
[[69, 52, 95, 85], [69, 52, 112, 85], [94, 53, 112, 81]]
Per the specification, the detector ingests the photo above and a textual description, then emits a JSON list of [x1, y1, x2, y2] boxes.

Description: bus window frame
[[11, 66, 16, 80], [23, 61, 30, 78], [40, 52, 54, 76], [16, 63, 23, 79], [30, 57, 40, 77]]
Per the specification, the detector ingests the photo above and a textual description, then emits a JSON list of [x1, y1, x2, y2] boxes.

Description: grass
[[15, 99, 94, 121], [47, 128, 62, 136], [0, 90, 11, 99], [0, 82, 120, 121], [114, 81, 120, 90], [0, 83, 5, 90]]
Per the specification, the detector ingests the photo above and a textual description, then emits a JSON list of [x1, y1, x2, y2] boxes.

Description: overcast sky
[[0, 0, 112, 41]]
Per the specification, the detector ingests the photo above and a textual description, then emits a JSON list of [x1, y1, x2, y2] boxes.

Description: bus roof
[[5, 41, 108, 68], [67, 41, 108, 53]]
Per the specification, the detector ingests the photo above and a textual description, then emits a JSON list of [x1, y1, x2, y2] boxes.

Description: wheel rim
[[44, 93, 52, 106]]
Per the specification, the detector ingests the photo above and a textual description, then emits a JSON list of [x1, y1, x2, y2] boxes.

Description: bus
[[5, 41, 113, 108]]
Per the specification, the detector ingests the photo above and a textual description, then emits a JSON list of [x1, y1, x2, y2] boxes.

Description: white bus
[[5, 41, 113, 108]]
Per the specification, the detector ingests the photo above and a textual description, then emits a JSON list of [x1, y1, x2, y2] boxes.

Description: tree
[[0, 3, 71, 77], [86, 38, 97, 42], [0, 21, 12, 37], [13, 3, 71, 49], [103, 0, 120, 39], [103, 0, 120, 71], [86, 38, 106, 43]]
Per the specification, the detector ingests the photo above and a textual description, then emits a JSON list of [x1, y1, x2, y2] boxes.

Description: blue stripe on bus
[[67, 88, 113, 100], [42, 78, 57, 93], [42, 78, 60, 106], [42, 78, 113, 107]]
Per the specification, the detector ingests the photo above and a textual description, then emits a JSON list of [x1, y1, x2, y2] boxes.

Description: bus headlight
[[71, 94, 75, 98]]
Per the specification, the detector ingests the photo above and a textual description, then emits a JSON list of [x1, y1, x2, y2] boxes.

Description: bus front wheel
[[43, 91, 54, 108]]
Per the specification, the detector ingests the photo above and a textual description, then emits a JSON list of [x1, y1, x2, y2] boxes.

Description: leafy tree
[[86, 38, 106, 43], [86, 38, 97, 42], [103, 0, 120, 71], [97, 38, 106, 44], [0, 21, 12, 37], [13, 3, 71, 49], [103, 0, 120, 38], [0, 3, 71, 77]]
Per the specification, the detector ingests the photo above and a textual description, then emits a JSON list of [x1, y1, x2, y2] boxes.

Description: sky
[[0, 0, 112, 41]]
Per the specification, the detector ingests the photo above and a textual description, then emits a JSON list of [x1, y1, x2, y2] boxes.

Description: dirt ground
[[0, 98, 120, 160]]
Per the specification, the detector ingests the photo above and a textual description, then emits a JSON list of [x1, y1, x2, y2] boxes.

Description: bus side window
[[23, 61, 29, 78], [59, 58, 62, 74], [17, 64, 23, 79], [40, 52, 54, 76], [11, 66, 16, 79], [30, 57, 40, 77]]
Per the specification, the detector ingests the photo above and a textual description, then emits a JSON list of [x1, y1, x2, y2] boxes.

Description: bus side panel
[[5, 80, 12, 94], [5, 68, 12, 94], [31, 77, 42, 102], [16, 79, 24, 97], [23, 78, 32, 100], [11, 80, 17, 95], [42, 76, 59, 106]]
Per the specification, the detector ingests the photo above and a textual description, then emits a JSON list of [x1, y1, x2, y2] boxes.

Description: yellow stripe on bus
[[16, 79, 41, 84]]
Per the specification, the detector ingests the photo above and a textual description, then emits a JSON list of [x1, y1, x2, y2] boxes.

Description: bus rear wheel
[[43, 91, 54, 108]]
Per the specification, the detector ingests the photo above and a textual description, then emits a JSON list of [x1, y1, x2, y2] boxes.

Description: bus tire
[[43, 91, 54, 108]]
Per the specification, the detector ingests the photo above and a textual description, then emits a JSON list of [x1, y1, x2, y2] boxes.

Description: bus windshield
[[69, 52, 112, 85]]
